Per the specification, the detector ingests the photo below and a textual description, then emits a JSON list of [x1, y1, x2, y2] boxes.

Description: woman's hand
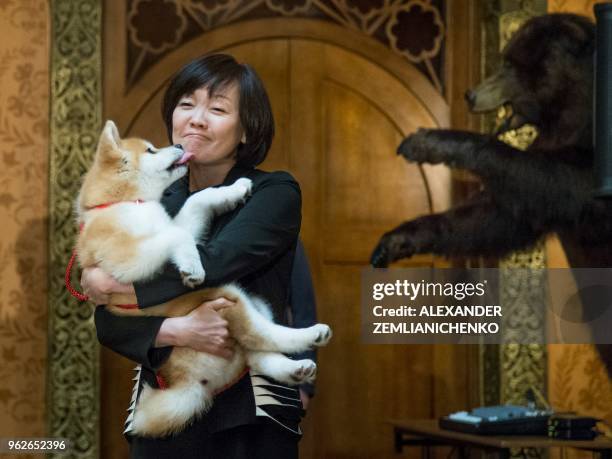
[[300, 389, 310, 410], [81, 267, 136, 304], [155, 298, 236, 359]]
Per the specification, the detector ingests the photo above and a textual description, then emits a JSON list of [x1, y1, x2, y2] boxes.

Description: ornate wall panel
[[48, 0, 102, 458], [125, 0, 447, 93], [478, 2, 548, 415], [0, 0, 49, 457]]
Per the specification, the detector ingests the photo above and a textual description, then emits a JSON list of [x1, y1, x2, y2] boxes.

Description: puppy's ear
[[95, 120, 123, 162]]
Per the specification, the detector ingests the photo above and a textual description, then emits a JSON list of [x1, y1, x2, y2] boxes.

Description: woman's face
[[172, 83, 245, 167]]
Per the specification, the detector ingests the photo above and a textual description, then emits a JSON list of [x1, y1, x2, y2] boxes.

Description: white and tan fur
[[76, 121, 332, 437]]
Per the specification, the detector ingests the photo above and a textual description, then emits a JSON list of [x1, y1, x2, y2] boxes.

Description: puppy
[[76, 120, 332, 437]]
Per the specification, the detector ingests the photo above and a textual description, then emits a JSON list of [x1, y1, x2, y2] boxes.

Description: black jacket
[[94, 165, 301, 434], [290, 239, 318, 396]]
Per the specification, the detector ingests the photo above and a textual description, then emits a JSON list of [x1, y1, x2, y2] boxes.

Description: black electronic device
[[548, 428, 598, 441], [439, 405, 552, 436], [548, 414, 599, 431], [594, 3, 612, 196], [547, 414, 600, 441]]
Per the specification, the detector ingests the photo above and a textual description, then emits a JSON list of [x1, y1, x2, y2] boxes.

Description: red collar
[[87, 199, 145, 210]]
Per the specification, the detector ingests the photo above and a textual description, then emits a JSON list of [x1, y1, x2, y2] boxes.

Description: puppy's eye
[[146, 147, 155, 154]]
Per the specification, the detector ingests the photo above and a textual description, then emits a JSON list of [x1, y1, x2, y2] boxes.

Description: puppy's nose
[[464, 89, 476, 109], [175, 144, 183, 150]]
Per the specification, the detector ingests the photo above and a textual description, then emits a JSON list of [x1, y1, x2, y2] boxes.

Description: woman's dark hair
[[162, 54, 274, 168]]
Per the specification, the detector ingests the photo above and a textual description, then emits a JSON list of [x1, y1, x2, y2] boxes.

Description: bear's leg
[[397, 129, 553, 185], [370, 199, 541, 267], [397, 129, 494, 166]]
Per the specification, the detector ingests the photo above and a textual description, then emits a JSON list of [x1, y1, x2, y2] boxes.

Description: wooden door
[[282, 40, 452, 459], [104, 19, 470, 459]]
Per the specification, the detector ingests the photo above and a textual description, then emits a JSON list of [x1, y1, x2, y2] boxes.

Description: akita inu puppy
[[75, 120, 331, 437]]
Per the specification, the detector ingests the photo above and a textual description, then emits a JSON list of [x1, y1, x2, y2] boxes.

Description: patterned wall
[[125, 0, 446, 93], [0, 0, 49, 455], [547, 0, 612, 437], [47, 0, 102, 457]]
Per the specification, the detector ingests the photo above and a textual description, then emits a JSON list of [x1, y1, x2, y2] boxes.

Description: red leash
[[65, 250, 139, 308], [65, 249, 90, 301]]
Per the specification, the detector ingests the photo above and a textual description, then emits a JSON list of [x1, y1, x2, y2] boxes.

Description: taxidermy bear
[[370, 14, 612, 374]]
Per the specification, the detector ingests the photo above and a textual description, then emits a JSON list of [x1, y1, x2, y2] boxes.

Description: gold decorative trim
[[495, 9, 547, 408], [479, 3, 548, 413], [499, 246, 547, 406], [48, 0, 102, 457]]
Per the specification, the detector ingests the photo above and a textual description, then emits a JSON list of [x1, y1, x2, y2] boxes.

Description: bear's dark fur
[[371, 14, 612, 375]]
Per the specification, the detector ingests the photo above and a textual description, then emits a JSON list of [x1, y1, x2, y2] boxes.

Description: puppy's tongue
[[174, 152, 194, 165]]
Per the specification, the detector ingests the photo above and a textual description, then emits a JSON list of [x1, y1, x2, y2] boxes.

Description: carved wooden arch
[[105, 17, 449, 134]]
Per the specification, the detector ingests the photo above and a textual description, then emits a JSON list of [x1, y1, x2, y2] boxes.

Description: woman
[[82, 54, 303, 458]]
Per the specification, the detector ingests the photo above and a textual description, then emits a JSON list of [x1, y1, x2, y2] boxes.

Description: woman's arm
[[93, 297, 236, 367], [155, 298, 235, 358], [82, 267, 173, 368], [84, 269, 237, 365], [94, 306, 172, 368], [81, 266, 135, 304], [135, 171, 301, 308]]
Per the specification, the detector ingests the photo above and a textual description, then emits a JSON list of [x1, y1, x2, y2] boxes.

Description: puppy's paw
[[289, 360, 317, 384], [311, 324, 332, 347], [234, 178, 253, 198], [180, 267, 206, 288]]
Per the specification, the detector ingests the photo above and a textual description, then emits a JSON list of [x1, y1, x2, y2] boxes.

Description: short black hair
[[162, 54, 274, 168]]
